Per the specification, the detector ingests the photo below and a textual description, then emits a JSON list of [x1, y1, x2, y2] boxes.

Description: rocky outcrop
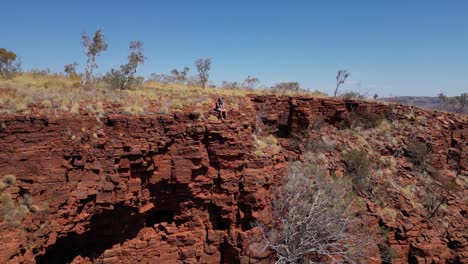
[[0, 96, 466, 263]]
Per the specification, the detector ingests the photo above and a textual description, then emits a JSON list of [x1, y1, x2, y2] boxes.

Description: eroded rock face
[[0, 96, 466, 263]]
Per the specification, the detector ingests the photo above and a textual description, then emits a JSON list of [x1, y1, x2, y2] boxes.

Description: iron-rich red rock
[[0, 95, 466, 263]]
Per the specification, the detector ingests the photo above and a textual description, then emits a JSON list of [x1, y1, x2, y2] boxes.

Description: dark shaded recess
[[130, 163, 154, 186], [220, 239, 240, 264], [277, 124, 289, 138], [327, 110, 347, 126], [237, 202, 254, 231], [378, 243, 393, 264], [261, 116, 277, 127], [146, 210, 175, 226], [344, 100, 359, 112], [36, 181, 194, 264], [146, 181, 194, 226], [408, 244, 426, 264], [208, 203, 229, 230], [448, 239, 463, 250], [192, 165, 208, 180], [35, 204, 145, 264]]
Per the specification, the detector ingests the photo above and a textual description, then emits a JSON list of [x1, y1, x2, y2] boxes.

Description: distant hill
[[380, 96, 466, 113]]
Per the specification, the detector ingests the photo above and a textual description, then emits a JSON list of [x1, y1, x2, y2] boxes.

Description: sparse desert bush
[[377, 119, 392, 134], [271, 82, 303, 92], [104, 41, 145, 90], [253, 149, 266, 157], [423, 173, 461, 219], [343, 148, 373, 194], [406, 139, 429, 167], [0, 189, 45, 225], [454, 93, 467, 113], [345, 111, 384, 129], [207, 115, 218, 121], [254, 135, 281, 157], [31, 68, 51, 78], [254, 158, 373, 263], [221, 81, 241, 90], [0, 70, 327, 115], [305, 136, 339, 152], [64, 62, 80, 80], [103, 69, 127, 89], [2, 174, 16, 186], [242, 76, 259, 89], [0, 192, 17, 224], [341, 91, 366, 99], [150, 67, 190, 85]]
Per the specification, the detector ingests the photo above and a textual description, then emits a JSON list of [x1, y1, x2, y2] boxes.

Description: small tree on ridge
[[195, 58, 211, 88], [0, 48, 21, 80], [82, 30, 108, 86]]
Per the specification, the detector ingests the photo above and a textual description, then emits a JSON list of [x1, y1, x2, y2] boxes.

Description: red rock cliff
[[0, 95, 466, 263]]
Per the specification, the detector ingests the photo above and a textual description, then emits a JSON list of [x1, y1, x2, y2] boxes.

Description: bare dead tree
[[253, 158, 374, 263], [82, 30, 108, 86], [334, 70, 351, 97], [195, 58, 211, 88]]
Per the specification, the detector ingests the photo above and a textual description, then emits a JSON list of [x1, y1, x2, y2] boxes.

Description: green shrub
[[343, 148, 373, 194], [406, 140, 429, 167], [103, 69, 127, 89]]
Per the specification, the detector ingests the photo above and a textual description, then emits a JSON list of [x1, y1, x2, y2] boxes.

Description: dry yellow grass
[[0, 73, 328, 115]]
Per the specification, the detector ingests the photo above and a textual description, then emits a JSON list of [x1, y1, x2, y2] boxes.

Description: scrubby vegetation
[[438, 92, 467, 113], [0, 174, 46, 226], [0, 48, 21, 79], [253, 134, 282, 157], [406, 139, 430, 168], [343, 148, 373, 195], [422, 172, 461, 219], [254, 153, 374, 263], [0, 29, 330, 116], [345, 111, 385, 129]]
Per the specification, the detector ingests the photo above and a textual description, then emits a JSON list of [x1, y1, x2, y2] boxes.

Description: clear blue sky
[[3, 0, 468, 96]]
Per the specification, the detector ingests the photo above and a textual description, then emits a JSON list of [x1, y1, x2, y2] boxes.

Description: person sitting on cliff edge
[[215, 96, 227, 119]]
